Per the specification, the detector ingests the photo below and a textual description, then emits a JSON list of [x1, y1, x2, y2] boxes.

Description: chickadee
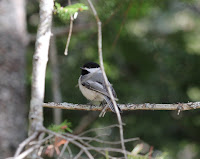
[[78, 62, 122, 114]]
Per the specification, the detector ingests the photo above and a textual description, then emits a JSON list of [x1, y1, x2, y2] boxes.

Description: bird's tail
[[104, 96, 122, 113]]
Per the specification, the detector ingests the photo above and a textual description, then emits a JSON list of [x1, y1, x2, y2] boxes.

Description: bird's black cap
[[83, 62, 100, 69], [80, 62, 100, 75]]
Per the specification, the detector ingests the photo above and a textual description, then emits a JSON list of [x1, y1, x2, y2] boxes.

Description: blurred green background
[[27, 0, 200, 158]]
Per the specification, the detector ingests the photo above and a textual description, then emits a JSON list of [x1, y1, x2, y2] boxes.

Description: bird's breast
[[78, 77, 104, 101]]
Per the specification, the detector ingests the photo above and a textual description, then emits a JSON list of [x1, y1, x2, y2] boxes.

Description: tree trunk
[[0, 0, 27, 158]]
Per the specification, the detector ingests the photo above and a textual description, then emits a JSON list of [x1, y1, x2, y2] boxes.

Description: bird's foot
[[99, 104, 109, 117]]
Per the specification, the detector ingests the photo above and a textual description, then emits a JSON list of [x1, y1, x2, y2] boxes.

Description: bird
[[78, 62, 122, 116]]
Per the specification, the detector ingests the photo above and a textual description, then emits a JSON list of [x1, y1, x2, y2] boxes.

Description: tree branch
[[13, 135, 54, 159], [28, 0, 53, 135], [43, 128, 94, 159], [14, 132, 39, 157], [12, 124, 142, 158], [43, 102, 200, 112], [64, 0, 73, 55]]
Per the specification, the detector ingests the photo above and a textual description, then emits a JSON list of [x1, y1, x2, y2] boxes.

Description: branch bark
[[29, 0, 53, 134], [43, 102, 200, 112]]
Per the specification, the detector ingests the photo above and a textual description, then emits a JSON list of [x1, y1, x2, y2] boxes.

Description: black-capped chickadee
[[78, 62, 122, 115]]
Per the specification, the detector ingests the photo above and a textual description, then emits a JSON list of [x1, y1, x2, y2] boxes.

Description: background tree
[[0, 0, 27, 158]]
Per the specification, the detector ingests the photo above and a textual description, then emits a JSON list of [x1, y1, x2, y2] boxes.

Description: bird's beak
[[80, 67, 86, 70]]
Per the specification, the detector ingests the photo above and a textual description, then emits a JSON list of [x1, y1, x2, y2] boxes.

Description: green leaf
[[48, 120, 73, 133], [54, 2, 88, 22]]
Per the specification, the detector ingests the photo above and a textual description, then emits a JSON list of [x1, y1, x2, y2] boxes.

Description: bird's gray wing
[[81, 72, 117, 100], [82, 79, 111, 98]]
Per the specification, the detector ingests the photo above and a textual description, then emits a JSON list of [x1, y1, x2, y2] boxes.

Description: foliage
[[54, 2, 88, 22], [48, 120, 72, 133]]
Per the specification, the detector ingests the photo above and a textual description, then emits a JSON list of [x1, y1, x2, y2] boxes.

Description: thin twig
[[77, 136, 139, 145], [29, 134, 54, 145], [111, 1, 133, 49], [14, 134, 54, 159], [102, 0, 124, 27], [66, 145, 73, 159], [14, 132, 38, 157], [74, 132, 114, 159], [86, 0, 127, 158], [79, 124, 120, 136], [63, 133, 139, 158], [43, 128, 94, 159], [87, 146, 132, 156], [74, 150, 83, 159], [80, 141, 114, 159], [64, 0, 73, 55], [58, 141, 69, 158], [14, 145, 38, 159], [64, 133, 114, 158], [65, 132, 139, 146], [14, 124, 140, 159], [64, 133, 139, 145]]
